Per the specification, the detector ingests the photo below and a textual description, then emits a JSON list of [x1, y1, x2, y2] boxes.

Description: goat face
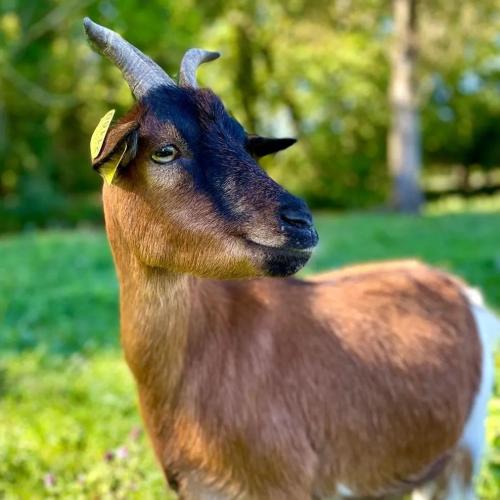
[[86, 20, 318, 278]]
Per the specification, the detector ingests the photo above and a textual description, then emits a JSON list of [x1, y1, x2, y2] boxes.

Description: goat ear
[[91, 119, 139, 185], [246, 134, 297, 158]]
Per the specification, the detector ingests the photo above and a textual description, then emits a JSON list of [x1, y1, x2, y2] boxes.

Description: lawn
[[1, 211, 500, 498]]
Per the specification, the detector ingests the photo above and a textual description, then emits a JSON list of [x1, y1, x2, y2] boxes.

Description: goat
[[83, 18, 498, 500]]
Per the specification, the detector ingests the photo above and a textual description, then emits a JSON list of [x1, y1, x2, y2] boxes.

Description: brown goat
[[84, 18, 498, 500]]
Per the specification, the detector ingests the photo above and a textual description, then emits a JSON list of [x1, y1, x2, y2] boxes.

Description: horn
[[83, 17, 175, 99], [179, 48, 220, 88]]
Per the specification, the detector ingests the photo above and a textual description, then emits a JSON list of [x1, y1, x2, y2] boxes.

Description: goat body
[[115, 245, 489, 499]]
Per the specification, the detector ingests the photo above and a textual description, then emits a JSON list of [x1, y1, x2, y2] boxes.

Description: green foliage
[[420, 2, 500, 171], [0, 193, 103, 233], [0, 0, 498, 229], [1, 212, 500, 497]]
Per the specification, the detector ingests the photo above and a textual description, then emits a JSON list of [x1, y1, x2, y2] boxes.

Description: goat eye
[[151, 145, 178, 164]]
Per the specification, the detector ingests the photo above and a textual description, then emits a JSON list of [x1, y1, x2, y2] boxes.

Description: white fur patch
[[460, 291, 499, 472], [411, 485, 434, 500], [336, 483, 355, 496]]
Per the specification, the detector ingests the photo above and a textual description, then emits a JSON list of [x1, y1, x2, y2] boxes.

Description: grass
[[1, 211, 500, 498]]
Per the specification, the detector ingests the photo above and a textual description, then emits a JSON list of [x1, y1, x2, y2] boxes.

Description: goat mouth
[[244, 239, 315, 256], [243, 240, 314, 277]]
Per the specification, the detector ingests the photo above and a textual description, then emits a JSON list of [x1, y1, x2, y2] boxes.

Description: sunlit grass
[[0, 352, 166, 499], [1, 210, 500, 497], [426, 193, 500, 216]]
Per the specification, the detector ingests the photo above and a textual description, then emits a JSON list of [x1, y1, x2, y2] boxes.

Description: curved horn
[[83, 17, 175, 99], [179, 48, 220, 88]]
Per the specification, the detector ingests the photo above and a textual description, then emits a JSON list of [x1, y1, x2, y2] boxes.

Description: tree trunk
[[388, 0, 423, 213]]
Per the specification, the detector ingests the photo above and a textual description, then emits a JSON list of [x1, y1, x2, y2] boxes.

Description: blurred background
[[0, 0, 499, 497]]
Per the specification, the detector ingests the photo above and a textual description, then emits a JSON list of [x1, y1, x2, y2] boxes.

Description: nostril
[[280, 207, 312, 229]]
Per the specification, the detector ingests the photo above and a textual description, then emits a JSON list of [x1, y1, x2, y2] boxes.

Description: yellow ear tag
[[99, 142, 128, 185], [90, 109, 115, 160]]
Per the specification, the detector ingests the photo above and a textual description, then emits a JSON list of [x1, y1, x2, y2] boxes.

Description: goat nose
[[280, 206, 313, 229]]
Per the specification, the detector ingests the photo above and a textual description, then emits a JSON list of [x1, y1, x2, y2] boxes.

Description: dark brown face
[[96, 86, 318, 278]]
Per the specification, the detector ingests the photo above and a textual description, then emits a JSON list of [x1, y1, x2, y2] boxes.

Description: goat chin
[[246, 241, 314, 277]]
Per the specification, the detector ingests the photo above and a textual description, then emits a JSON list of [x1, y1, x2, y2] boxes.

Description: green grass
[[1, 211, 500, 498]]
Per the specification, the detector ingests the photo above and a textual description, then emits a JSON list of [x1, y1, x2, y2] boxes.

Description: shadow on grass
[[0, 230, 118, 355]]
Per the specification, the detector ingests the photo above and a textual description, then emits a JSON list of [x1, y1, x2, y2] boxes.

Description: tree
[[388, 0, 423, 213], [1, 0, 498, 231]]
